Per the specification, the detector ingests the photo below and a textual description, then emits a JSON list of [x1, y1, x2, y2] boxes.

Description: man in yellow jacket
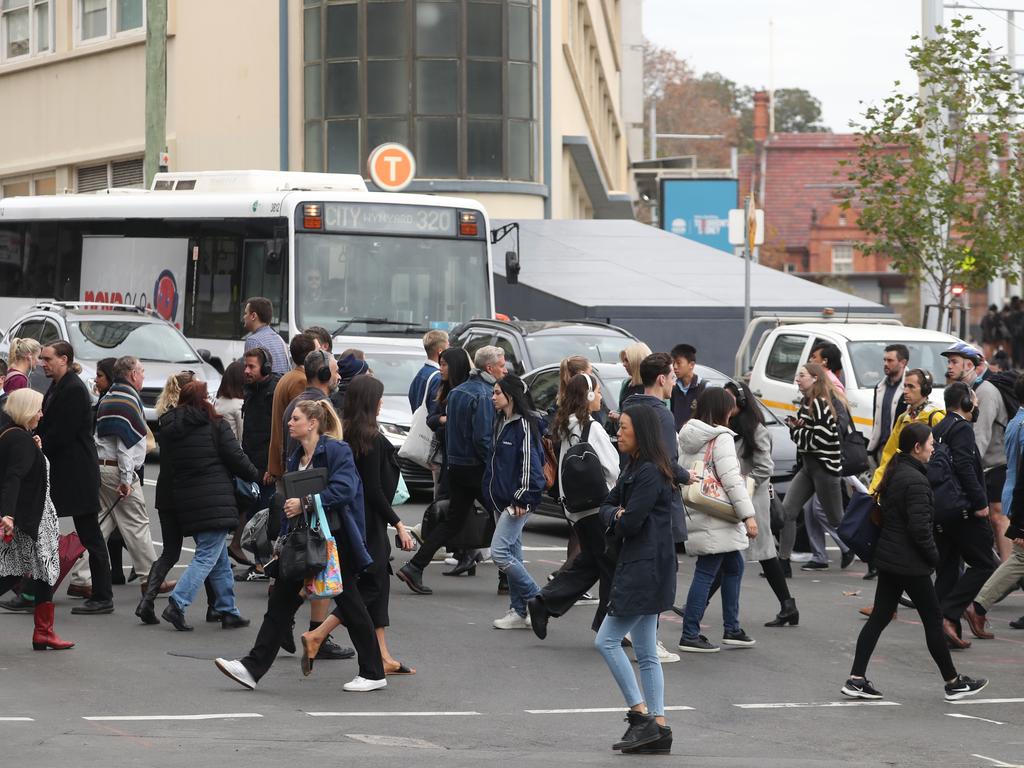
[[869, 368, 945, 494]]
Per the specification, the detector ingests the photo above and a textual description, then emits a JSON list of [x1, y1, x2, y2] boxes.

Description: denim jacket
[[445, 370, 496, 467]]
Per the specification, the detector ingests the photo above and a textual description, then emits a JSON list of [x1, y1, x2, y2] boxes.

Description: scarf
[[95, 379, 146, 449]]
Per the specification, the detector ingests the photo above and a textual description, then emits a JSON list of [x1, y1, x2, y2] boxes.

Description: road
[[1, 461, 1023, 768]]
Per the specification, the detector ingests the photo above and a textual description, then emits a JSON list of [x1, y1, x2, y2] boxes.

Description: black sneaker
[[614, 714, 660, 752], [317, 635, 356, 660], [801, 560, 829, 571], [613, 710, 652, 750], [722, 629, 756, 647], [944, 674, 988, 701], [841, 677, 882, 699], [841, 550, 856, 569], [622, 724, 672, 755], [677, 635, 720, 653], [863, 565, 878, 580], [1010, 615, 1024, 629]]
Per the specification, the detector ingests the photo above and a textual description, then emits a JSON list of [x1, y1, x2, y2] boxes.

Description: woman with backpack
[[484, 374, 546, 630], [841, 422, 989, 702]]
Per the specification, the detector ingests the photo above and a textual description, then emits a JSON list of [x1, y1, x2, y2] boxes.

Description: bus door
[[240, 236, 288, 334]]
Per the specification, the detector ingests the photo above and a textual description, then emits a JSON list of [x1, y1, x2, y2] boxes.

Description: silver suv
[[0, 302, 222, 422]]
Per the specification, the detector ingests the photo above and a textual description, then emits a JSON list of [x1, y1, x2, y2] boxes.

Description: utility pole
[[144, 0, 168, 188], [920, 0, 945, 328]]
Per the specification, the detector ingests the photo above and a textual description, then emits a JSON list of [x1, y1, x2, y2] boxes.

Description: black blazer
[[875, 453, 940, 576], [933, 413, 987, 513], [600, 460, 677, 617], [354, 432, 401, 559], [37, 371, 100, 517], [0, 421, 46, 539]]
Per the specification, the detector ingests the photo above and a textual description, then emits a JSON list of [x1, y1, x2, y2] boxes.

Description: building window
[[831, 244, 854, 274], [75, 157, 144, 192], [303, 0, 538, 181], [0, 173, 55, 199], [1, 0, 51, 62], [76, 0, 144, 44]]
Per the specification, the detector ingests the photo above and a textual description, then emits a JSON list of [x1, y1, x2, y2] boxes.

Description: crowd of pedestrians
[[2, 294, 1023, 756]]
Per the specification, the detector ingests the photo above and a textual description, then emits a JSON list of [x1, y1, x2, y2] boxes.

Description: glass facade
[[303, 0, 537, 181]]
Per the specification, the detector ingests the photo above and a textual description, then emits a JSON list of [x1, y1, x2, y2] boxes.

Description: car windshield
[[363, 353, 424, 396], [66, 321, 199, 363], [524, 334, 630, 367], [600, 376, 627, 411], [846, 340, 954, 389]]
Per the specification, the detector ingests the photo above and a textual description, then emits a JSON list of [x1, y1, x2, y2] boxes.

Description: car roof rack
[[29, 301, 157, 318]]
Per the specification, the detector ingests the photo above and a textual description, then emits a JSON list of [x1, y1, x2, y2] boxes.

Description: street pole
[[743, 194, 752, 372], [648, 103, 657, 160], [144, 0, 168, 188], [920, 0, 944, 328]]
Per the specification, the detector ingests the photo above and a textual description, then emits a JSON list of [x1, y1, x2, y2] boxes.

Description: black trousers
[[73, 512, 112, 602], [851, 570, 957, 680], [0, 576, 53, 603], [538, 514, 614, 632], [147, 508, 214, 605], [934, 515, 999, 621], [410, 463, 485, 570]]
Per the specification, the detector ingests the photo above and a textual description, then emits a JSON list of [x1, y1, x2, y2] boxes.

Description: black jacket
[[0, 420, 46, 539], [670, 375, 707, 431], [600, 460, 678, 617], [932, 412, 987, 513], [242, 372, 280, 475], [875, 453, 940, 576], [156, 406, 259, 536], [37, 371, 100, 517], [354, 433, 402, 560], [1010, 450, 1024, 540]]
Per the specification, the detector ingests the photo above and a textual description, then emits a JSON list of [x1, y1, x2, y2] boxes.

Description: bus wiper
[[365, 325, 432, 335], [331, 317, 423, 336]]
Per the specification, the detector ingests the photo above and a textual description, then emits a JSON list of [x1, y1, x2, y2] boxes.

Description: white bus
[[0, 170, 500, 366]]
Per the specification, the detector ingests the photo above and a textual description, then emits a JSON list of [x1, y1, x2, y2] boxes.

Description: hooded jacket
[[483, 413, 546, 514], [445, 370, 496, 467], [677, 419, 755, 556]]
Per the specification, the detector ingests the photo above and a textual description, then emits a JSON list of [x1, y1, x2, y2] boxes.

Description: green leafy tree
[[839, 18, 1024, 322]]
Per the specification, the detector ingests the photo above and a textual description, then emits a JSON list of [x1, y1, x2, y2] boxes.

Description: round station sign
[[367, 143, 416, 192]]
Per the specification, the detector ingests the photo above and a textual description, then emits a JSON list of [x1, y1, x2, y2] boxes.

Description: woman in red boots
[[0, 388, 73, 651]]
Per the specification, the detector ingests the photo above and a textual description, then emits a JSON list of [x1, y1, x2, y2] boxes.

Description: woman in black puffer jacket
[[156, 381, 259, 632], [841, 422, 988, 703]]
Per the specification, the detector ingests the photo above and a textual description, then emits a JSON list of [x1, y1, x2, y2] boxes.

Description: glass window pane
[[36, 0, 50, 52], [467, 2, 501, 57], [116, 0, 142, 31], [303, 6, 320, 61], [34, 176, 56, 195], [508, 62, 530, 118], [304, 64, 322, 119], [416, 118, 458, 178], [367, 0, 406, 57], [416, 59, 457, 114], [416, 1, 458, 56], [2, 180, 30, 198], [81, 0, 107, 39], [325, 2, 357, 58], [509, 120, 532, 180], [5, 7, 28, 56], [305, 122, 324, 172], [367, 59, 408, 114], [467, 59, 501, 115], [367, 118, 408, 152], [327, 120, 360, 173], [2, 0, 30, 9], [508, 2, 530, 60], [467, 119, 502, 177], [325, 61, 359, 117]]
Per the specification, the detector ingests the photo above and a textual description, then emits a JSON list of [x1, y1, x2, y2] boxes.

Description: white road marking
[[0, 717, 34, 722], [84, 713, 263, 722], [151, 540, 196, 554], [973, 754, 1024, 768], [144, 479, 156, 487], [521, 546, 570, 552], [345, 734, 442, 749], [734, 701, 900, 709], [307, 711, 480, 718], [950, 698, 1024, 706], [525, 706, 694, 714], [945, 713, 1005, 726]]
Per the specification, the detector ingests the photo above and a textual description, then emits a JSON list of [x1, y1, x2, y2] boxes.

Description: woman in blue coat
[[595, 405, 677, 755]]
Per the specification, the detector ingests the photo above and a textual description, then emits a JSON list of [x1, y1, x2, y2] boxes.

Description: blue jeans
[[595, 613, 664, 716], [682, 551, 744, 640], [490, 509, 540, 616], [169, 529, 239, 617]]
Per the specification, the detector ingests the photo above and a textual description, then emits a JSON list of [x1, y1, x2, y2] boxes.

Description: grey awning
[[563, 136, 634, 219]]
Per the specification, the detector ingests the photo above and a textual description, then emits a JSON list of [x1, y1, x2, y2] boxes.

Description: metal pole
[[920, 0, 944, 328], [648, 103, 657, 160], [144, 0, 168, 188], [743, 196, 752, 371]]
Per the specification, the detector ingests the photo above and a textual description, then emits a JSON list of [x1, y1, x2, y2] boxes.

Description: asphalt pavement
[[1, 462, 1023, 767]]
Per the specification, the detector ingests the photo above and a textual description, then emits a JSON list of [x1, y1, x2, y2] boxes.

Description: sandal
[[385, 661, 416, 676]]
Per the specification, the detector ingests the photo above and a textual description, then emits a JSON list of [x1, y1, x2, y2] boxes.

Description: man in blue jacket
[[408, 330, 448, 411], [399, 345, 507, 594]]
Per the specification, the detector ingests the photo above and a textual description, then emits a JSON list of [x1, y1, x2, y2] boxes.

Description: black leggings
[[851, 570, 957, 680], [0, 576, 53, 603]]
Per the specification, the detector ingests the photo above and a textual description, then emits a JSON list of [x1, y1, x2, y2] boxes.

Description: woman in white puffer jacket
[[676, 387, 758, 654]]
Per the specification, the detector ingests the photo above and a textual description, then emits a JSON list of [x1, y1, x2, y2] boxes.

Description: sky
[[642, 0, 1024, 132]]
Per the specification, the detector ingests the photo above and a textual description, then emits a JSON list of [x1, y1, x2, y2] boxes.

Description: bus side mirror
[[505, 249, 520, 285]]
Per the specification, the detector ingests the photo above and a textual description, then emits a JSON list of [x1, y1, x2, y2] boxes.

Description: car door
[[525, 367, 560, 415], [750, 330, 812, 421]]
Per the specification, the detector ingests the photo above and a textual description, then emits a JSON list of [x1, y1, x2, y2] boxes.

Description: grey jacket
[[973, 377, 1008, 470], [735, 424, 776, 561]]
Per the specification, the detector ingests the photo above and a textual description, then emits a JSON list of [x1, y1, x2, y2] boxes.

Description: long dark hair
[[875, 421, 932, 501], [437, 347, 471, 408], [178, 380, 220, 421], [496, 374, 537, 424], [217, 360, 246, 400], [341, 374, 384, 457], [622, 404, 675, 483], [725, 381, 763, 460], [693, 387, 734, 427], [552, 372, 596, 441], [96, 357, 116, 392]]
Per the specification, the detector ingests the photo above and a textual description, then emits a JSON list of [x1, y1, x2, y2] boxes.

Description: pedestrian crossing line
[[525, 706, 695, 714], [84, 713, 263, 722], [734, 701, 901, 709], [306, 711, 481, 717], [949, 698, 1024, 706], [945, 713, 1005, 726], [0, 717, 34, 722]]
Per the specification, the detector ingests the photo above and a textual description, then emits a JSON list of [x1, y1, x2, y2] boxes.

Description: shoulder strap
[[0, 426, 20, 442], [421, 369, 441, 408], [580, 418, 594, 443]]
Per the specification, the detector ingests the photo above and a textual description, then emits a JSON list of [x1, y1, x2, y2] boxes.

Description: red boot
[[32, 602, 75, 650]]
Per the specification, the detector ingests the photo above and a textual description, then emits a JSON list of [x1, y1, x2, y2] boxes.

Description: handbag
[[234, 478, 261, 502], [393, 472, 410, 506], [54, 533, 86, 589], [398, 370, 441, 469], [278, 496, 328, 582], [837, 401, 869, 476], [241, 507, 271, 562], [305, 495, 343, 599], [449, 504, 496, 550], [837, 489, 882, 561], [684, 439, 754, 522]]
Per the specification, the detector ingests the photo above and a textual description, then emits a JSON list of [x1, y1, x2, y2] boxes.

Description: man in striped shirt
[[242, 297, 290, 376]]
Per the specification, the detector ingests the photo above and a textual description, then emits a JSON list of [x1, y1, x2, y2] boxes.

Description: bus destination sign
[[321, 203, 456, 236]]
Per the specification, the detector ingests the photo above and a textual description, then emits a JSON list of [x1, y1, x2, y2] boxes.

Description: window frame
[[764, 333, 810, 383], [0, 173, 56, 199], [831, 243, 854, 274], [0, 0, 53, 64], [74, 0, 146, 47]]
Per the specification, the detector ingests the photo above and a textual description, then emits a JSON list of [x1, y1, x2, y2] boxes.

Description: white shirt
[[96, 433, 147, 486]]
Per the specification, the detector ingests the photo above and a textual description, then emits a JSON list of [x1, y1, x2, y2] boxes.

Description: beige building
[[0, 0, 641, 220]]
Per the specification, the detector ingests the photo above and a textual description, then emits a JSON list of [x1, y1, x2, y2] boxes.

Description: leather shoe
[[397, 563, 433, 595], [67, 584, 92, 600], [220, 613, 250, 629], [141, 580, 176, 596], [135, 598, 159, 625], [1010, 615, 1024, 629], [160, 597, 193, 631], [527, 597, 549, 640], [443, 552, 481, 577], [71, 599, 113, 615], [0, 594, 36, 613], [943, 618, 971, 649], [963, 604, 994, 639], [206, 606, 223, 623]]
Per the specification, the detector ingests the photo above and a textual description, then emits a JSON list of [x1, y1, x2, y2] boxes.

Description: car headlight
[[379, 422, 409, 437]]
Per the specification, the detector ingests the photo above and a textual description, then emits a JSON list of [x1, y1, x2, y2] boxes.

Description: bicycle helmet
[[940, 341, 983, 364]]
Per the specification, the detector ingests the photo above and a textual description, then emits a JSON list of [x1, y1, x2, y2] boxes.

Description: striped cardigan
[[790, 397, 843, 476]]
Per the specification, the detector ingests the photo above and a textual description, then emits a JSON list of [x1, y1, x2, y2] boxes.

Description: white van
[[748, 323, 962, 437]]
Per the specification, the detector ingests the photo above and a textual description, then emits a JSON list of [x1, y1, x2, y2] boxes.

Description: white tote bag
[[398, 370, 440, 469]]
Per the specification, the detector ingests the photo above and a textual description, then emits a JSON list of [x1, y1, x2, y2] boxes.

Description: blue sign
[[661, 179, 738, 254]]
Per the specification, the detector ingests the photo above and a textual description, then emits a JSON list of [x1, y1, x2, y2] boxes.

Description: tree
[[838, 18, 1024, 324], [773, 88, 829, 133]]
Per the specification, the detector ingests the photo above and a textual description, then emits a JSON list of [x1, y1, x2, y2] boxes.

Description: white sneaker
[[343, 675, 387, 693], [656, 640, 681, 664], [214, 658, 257, 690], [575, 591, 598, 606], [493, 609, 531, 630]]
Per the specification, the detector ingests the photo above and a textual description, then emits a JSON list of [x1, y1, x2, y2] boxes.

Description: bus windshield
[[295, 233, 489, 335]]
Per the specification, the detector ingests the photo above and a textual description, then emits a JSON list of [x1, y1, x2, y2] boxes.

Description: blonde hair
[[294, 399, 343, 440], [8, 337, 41, 365], [422, 329, 449, 358], [622, 342, 652, 386], [155, 371, 195, 417], [3, 388, 43, 429], [557, 355, 590, 405]]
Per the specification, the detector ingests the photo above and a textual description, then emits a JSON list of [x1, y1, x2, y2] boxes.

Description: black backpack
[[927, 419, 970, 525], [833, 398, 869, 476], [977, 370, 1020, 426], [558, 420, 610, 513]]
